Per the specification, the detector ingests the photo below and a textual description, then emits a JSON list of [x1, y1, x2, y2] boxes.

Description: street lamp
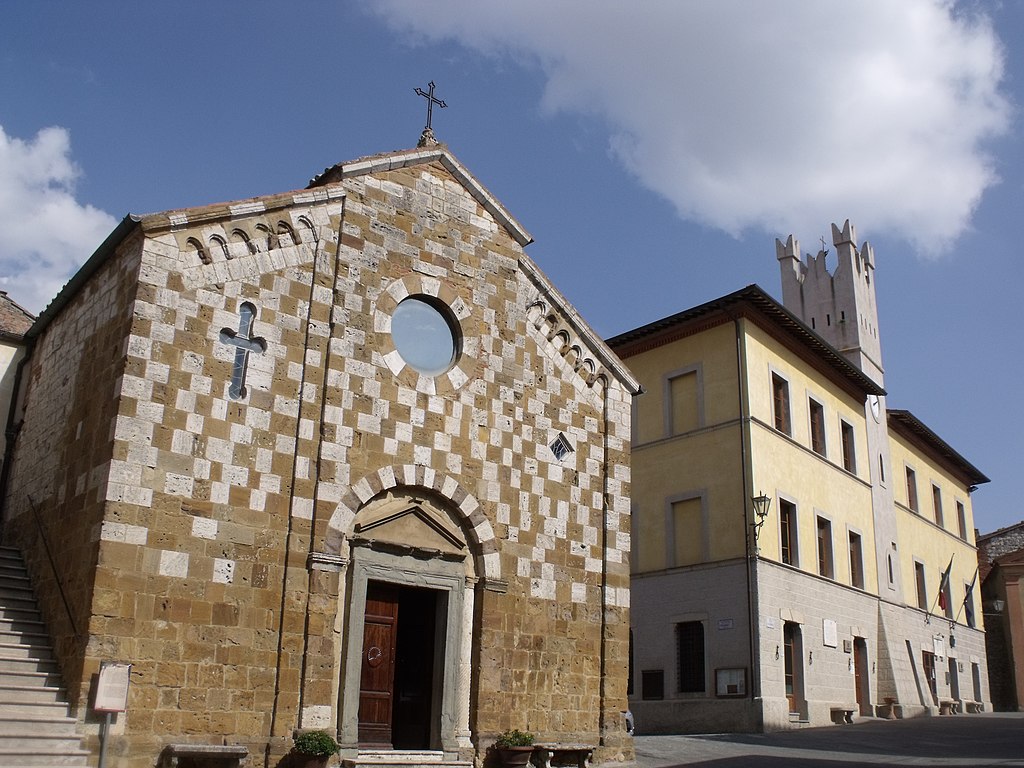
[[751, 492, 771, 545], [984, 599, 1006, 616]]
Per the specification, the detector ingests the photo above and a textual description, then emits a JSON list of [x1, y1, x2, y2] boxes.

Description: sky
[[1, 1, 1021, 532]]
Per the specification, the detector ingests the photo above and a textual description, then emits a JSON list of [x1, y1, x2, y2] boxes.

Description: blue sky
[[1, 1, 1021, 532]]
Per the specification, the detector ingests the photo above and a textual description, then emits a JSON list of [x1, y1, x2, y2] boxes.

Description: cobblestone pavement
[[633, 713, 1024, 767]]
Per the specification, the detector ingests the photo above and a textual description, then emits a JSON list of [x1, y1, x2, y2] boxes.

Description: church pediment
[[353, 502, 466, 556], [309, 146, 533, 248]]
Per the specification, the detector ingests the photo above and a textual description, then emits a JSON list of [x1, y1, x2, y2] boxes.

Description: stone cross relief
[[219, 302, 266, 400]]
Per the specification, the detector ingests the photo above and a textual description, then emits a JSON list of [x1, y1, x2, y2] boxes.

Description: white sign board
[[94, 662, 131, 713], [823, 619, 838, 648]]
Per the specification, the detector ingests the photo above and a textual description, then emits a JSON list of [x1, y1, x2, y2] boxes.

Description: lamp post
[[750, 492, 771, 553]]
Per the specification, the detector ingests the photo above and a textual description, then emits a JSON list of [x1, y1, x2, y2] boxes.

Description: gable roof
[[309, 145, 533, 247], [0, 291, 34, 341], [887, 409, 989, 488], [607, 284, 885, 400], [22, 145, 638, 394]]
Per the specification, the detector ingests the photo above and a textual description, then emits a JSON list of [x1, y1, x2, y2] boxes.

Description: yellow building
[[609, 221, 989, 732]]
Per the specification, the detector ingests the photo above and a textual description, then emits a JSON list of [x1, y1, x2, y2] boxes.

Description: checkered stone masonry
[[3, 152, 635, 767]]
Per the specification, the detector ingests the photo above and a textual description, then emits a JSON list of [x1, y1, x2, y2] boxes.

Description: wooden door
[[854, 638, 869, 715], [783, 623, 797, 714], [922, 651, 937, 704], [359, 582, 399, 747]]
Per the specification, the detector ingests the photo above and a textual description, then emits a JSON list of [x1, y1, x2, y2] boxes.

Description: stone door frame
[[339, 544, 470, 758]]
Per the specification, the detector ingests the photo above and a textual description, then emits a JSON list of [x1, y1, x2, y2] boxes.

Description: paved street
[[634, 713, 1024, 767]]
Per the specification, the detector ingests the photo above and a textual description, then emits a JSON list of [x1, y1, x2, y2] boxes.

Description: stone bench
[[961, 699, 984, 713], [531, 743, 595, 768], [160, 744, 249, 768], [938, 698, 956, 715], [829, 706, 856, 725]]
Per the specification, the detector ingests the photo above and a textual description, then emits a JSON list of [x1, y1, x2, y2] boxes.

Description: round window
[[391, 296, 459, 376]]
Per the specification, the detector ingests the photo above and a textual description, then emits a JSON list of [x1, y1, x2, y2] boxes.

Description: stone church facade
[[1, 145, 638, 767]]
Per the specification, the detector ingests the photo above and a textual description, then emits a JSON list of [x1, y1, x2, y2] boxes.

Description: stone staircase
[[0, 547, 88, 766]]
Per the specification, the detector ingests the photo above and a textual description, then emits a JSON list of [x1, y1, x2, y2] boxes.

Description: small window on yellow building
[[906, 467, 918, 513], [840, 420, 856, 473], [809, 398, 826, 456], [932, 485, 944, 528], [772, 373, 791, 435]]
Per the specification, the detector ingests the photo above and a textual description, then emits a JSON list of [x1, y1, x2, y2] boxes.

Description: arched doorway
[[336, 489, 478, 756]]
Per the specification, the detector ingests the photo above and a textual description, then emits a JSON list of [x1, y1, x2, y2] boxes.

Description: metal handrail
[[26, 496, 79, 636]]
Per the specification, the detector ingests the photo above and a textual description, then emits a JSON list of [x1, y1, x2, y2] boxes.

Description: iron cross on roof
[[414, 80, 447, 131]]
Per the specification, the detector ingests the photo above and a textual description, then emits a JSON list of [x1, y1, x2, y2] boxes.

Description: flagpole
[[929, 554, 954, 623], [953, 565, 979, 625]]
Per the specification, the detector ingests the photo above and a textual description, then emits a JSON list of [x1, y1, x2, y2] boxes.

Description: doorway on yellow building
[[783, 622, 805, 716], [854, 637, 870, 715], [922, 651, 938, 705]]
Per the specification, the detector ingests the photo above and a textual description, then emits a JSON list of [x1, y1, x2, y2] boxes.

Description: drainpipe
[[733, 315, 762, 725], [598, 374, 610, 745]]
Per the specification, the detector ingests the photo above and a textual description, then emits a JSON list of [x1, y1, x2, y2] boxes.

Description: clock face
[[869, 395, 881, 422]]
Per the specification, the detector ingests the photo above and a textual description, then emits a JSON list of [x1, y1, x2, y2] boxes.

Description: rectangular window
[[906, 467, 918, 513], [676, 621, 706, 693], [809, 399, 826, 456], [816, 517, 834, 579], [848, 531, 864, 589], [641, 670, 664, 700], [915, 561, 927, 610], [840, 420, 856, 472], [779, 500, 798, 567], [932, 485, 944, 528], [772, 373, 791, 435], [669, 370, 699, 435], [956, 501, 967, 540]]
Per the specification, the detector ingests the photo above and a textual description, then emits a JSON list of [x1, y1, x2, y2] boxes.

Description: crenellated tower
[[776, 220, 882, 387], [777, 220, 904, 628]]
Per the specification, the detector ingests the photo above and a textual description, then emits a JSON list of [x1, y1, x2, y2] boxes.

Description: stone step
[[0, 683, 66, 704], [0, 747, 90, 766], [0, 733, 86, 752], [0, 668, 64, 688], [0, 548, 86, 765], [0, 716, 79, 737], [0, 608, 44, 625], [0, 700, 70, 717], [344, 752, 473, 768], [0, 618, 46, 638], [0, 642, 52, 661], [0, 656, 58, 674]]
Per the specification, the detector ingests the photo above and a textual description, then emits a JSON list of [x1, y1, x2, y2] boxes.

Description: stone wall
[[5, 153, 634, 767], [4, 229, 144, 708]]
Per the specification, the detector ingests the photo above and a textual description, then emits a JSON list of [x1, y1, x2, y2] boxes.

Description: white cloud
[[0, 125, 118, 313], [374, 0, 1010, 254]]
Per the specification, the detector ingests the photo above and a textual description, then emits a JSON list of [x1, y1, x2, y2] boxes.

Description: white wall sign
[[94, 662, 131, 713], [823, 619, 838, 648]]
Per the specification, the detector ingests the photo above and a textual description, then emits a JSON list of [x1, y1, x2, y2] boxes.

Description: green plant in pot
[[494, 729, 534, 768], [292, 730, 340, 767]]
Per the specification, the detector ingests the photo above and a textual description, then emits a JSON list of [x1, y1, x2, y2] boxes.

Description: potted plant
[[292, 730, 340, 768], [494, 729, 534, 768]]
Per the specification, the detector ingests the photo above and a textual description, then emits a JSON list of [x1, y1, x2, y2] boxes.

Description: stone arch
[[209, 234, 230, 260], [255, 222, 277, 250], [325, 464, 500, 582], [230, 228, 257, 254], [277, 220, 296, 247], [297, 215, 318, 244], [185, 237, 210, 265]]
